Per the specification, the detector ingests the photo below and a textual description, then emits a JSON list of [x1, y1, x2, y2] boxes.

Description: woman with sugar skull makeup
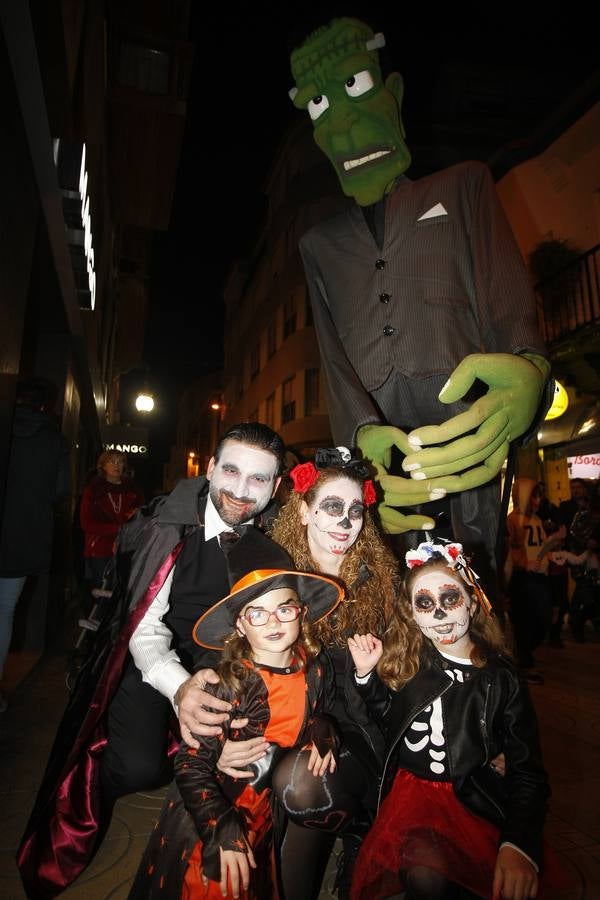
[[348, 541, 551, 900], [267, 448, 401, 900]]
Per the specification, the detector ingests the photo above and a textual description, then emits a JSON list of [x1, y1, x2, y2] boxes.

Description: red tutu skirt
[[351, 769, 503, 900]]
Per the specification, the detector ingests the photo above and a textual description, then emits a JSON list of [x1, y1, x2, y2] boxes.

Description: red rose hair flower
[[362, 479, 377, 507], [290, 462, 319, 495]]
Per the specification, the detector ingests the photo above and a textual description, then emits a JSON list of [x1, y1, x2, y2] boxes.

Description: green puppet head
[[289, 17, 411, 206]]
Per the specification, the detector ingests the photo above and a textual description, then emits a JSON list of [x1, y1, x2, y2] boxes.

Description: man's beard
[[210, 486, 260, 526]]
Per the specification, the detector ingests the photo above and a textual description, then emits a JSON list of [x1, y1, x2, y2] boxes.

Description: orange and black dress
[[128, 655, 337, 900]]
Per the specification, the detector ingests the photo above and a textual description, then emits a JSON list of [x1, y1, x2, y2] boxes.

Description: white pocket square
[[417, 203, 448, 221]]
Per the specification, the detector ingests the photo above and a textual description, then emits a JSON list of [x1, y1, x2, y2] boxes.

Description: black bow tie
[[218, 529, 242, 553]]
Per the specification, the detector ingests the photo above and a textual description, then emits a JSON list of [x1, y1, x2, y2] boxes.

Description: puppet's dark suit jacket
[[300, 161, 548, 564]]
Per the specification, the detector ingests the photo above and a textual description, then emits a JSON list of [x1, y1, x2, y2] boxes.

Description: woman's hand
[[490, 752, 506, 777], [492, 845, 538, 899], [202, 842, 256, 898], [217, 735, 270, 778], [348, 633, 383, 678], [306, 744, 336, 777]]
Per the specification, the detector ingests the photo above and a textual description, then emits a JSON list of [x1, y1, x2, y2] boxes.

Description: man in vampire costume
[[288, 18, 551, 581], [17, 423, 285, 898]]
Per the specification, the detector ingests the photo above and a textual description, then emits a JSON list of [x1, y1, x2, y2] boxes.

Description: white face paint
[[410, 568, 475, 653], [207, 441, 280, 526], [301, 475, 364, 561]]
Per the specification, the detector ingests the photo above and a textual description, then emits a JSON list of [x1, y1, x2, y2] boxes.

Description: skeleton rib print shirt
[[395, 652, 473, 781]]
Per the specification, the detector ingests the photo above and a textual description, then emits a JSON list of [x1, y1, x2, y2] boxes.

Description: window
[[118, 42, 170, 95], [282, 377, 296, 425], [305, 369, 320, 416], [265, 392, 275, 428], [283, 295, 296, 338]]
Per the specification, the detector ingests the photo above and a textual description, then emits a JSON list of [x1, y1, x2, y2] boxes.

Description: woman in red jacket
[[80, 450, 144, 594]]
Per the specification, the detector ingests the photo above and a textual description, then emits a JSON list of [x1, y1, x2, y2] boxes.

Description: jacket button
[[383, 326, 395, 336], [375, 258, 386, 270], [379, 292, 391, 304]]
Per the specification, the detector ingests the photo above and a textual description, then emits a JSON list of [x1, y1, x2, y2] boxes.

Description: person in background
[[80, 450, 144, 601], [0, 376, 70, 712], [557, 478, 590, 543], [505, 478, 564, 683], [538, 482, 569, 648], [551, 494, 600, 642]]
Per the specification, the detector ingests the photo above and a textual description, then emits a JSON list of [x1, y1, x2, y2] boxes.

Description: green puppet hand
[[402, 353, 550, 487], [357, 424, 447, 533]]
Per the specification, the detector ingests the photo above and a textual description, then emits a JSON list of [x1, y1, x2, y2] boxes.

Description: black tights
[[402, 866, 454, 899], [272, 744, 371, 900]]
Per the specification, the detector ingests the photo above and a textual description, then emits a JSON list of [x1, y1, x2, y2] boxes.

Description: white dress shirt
[[128, 494, 238, 706]]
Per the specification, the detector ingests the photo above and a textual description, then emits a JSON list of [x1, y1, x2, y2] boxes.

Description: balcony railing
[[535, 244, 600, 345]]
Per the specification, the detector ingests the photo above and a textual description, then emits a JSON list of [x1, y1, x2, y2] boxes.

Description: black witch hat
[[192, 528, 343, 650]]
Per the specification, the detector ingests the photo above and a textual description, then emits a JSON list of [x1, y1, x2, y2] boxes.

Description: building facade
[[0, 0, 192, 657]]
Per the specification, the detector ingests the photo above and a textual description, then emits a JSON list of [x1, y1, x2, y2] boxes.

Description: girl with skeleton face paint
[[347, 541, 551, 900], [410, 566, 476, 657]]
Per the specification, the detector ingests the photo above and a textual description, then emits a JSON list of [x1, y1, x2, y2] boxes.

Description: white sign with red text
[[568, 454, 600, 480]]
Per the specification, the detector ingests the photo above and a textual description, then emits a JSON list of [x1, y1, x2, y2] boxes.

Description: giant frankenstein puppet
[[289, 17, 550, 569]]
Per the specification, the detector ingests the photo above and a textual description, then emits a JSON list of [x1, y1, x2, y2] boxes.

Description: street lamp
[[187, 450, 199, 478], [209, 396, 224, 449], [135, 391, 155, 413]]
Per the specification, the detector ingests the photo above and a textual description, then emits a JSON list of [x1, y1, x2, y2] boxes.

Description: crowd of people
[[505, 476, 600, 685], [11, 419, 590, 900]]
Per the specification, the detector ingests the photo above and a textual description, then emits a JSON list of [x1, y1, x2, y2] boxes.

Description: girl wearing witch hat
[[128, 528, 344, 899]]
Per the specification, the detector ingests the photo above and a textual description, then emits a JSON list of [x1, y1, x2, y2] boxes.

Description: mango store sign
[[103, 442, 148, 455], [568, 454, 600, 479], [101, 425, 149, 457]]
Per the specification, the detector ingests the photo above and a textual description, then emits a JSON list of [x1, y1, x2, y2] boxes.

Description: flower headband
[[405, 540, 493, 616], [290, 447, 377, 507]]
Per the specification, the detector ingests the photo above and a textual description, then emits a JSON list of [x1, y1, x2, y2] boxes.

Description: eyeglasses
[[240, 605, 304, 628]]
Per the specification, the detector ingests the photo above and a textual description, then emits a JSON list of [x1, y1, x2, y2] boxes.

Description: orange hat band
[[230, 569, 294, 596]]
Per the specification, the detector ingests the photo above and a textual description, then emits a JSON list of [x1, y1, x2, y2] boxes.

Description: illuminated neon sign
[[78, 144, 96, 310]]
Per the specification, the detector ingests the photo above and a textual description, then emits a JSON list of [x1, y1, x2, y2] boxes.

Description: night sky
[[140, 1, 597, 487]]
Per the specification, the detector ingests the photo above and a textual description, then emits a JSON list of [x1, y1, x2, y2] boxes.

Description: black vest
[[164, 528, 229, 671]]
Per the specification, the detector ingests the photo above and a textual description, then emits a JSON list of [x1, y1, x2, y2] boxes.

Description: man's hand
[[307, 745, 336, 777], [402, 353, 549, 488], [492, 845, 538, 900], [348, 632, 383, 677], [174, 669, 231, 748], [217, 735, 270, 778]]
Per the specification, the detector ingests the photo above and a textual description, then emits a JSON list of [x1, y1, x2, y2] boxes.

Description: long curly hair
[[378, 556, 510, 690], [270, 468, 400, 646], [217, 611, 322, 695]]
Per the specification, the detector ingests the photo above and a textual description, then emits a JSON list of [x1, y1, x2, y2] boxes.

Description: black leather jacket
[[350, 648, 549, 867]]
